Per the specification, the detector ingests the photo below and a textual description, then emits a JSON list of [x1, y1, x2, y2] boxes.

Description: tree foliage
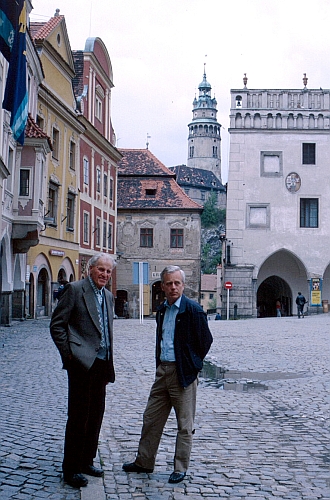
[[201, 192, 225, 228]]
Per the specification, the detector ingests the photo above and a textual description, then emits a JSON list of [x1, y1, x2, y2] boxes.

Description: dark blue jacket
[[156, 294, 213, 388]]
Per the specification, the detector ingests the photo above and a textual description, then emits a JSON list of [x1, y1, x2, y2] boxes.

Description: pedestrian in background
[[50, 252, 116, 488], [276, 299, 281, 317], [296, 292, 307, 318], [123, 265, 213, 484]]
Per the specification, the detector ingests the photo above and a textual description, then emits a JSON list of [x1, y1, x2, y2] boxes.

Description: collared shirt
[[160, 296, 181, 362], [89, 276, 104, 304]]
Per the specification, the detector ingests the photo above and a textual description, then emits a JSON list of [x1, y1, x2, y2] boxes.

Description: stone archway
[[257, 276, 292, 317], [256, 249, 308, 318], [37, 268, 49, 317]]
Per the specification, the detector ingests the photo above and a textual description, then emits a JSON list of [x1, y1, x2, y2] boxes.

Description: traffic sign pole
[[224, 282, 233, 320]]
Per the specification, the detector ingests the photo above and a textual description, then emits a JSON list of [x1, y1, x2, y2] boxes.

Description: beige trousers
[[135, 362, 197, 472]]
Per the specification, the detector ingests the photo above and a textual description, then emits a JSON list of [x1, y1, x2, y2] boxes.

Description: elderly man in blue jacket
[[123, 265, 213, 484]]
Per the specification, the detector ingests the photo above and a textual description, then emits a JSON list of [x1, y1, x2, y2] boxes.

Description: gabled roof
[[29, 14, 64, 42], [118, 148, 175, 177], [169, 164, 225, 191], [117, 149, 202, 210], [30, 10, 75, 73]]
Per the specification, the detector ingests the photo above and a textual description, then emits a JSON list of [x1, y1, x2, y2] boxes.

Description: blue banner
[[0, 0, 16, 62], [2, 0, 28, 145]]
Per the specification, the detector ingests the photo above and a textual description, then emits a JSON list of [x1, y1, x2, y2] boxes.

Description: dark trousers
[[62, 357, 108, 475], [297, 305, 304, 318]]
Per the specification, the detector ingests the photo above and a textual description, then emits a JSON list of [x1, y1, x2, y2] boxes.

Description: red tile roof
[[30, 14, 64, 42], [117, 149, 202, 210], [25, 113, 52, 150], [118, 148, 175, 177]]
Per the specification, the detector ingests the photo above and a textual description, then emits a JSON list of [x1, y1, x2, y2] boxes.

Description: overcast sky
[[30, 0, 330, 183]]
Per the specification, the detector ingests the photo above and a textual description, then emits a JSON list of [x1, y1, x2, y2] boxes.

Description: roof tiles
[[29, 15, 64, 42], [118, 149, 202, 210]]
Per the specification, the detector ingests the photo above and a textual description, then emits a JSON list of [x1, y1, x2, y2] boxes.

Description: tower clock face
[[285, 172, 301, 193]]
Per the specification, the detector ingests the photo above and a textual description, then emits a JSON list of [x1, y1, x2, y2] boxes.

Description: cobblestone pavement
[[1, 314, 330, 499]]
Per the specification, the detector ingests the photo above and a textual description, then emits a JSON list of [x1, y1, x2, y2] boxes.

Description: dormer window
[[146, 188, 156, 196]]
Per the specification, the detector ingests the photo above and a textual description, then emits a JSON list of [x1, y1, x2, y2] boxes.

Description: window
[[140, 228, 153, 247], [104, 173, 108, 197], [7, 147, 14, 191], [66, 193, 75, 230], [52, 128, 59, 160], [48, 182, 58, 223], [170, 228, 183, 248], [109, 178, 113, 201], [96, 168, 101, 192], [19, 169, 30, 196], [103, 221, 107, 248], [95, 218, 101, 246], [108, 223, 113, 250], [213, 146, 217, 158], [189, 146, 194, 158], [69, 141, 76, 170], [146, 188, 156, 196], [209, 293, 214, 299], [83, 212, 89, 243], [36, 114, 44, 130], [95, 95, 102, 121], [300, 198, 318, 228], [83, 158, 89, 185], [302, 143, 316, 165]]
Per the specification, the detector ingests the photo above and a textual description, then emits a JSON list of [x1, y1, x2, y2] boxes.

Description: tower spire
[[187, 68, 222, 181]]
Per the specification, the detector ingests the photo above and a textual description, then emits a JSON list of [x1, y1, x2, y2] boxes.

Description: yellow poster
[[310, 278, 321, 306]]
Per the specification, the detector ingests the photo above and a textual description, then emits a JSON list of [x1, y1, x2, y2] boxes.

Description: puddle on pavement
[[200, 361, 307, 392]]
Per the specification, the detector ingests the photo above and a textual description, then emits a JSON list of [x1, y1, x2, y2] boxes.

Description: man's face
[[161, 270, 184, 305], [89, 257, 113, 289]]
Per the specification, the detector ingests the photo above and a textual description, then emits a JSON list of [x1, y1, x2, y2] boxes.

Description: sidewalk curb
[[80, 456, 106, 500]]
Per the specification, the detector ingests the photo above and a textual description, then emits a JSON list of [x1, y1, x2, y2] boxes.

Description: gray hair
[[160, 265, 185, 283], [87, 252, 117, 270]]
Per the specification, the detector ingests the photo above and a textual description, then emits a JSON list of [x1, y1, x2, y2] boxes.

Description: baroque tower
[[187, 67, 222, 181]]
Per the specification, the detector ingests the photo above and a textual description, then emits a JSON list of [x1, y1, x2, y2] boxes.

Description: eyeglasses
[[96, 266, 112, 275]]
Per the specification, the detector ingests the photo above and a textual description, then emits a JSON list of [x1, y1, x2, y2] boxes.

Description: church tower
[[187, 67, 222, 181]]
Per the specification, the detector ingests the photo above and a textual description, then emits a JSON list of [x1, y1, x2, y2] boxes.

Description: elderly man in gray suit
[[50, 252, 116, 488]]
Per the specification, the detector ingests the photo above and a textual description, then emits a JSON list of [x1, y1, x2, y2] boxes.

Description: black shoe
[[63, 472, 88, 488], [122, 462, 153, 473], [82, 464, 104, 477], [168, 471, 186, 484]]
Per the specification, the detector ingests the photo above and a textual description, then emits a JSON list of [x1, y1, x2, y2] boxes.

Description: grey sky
[[31, 0, 330, 182]]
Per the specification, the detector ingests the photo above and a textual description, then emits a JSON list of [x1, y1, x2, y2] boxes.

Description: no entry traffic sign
[[225, 281, 233, 289]]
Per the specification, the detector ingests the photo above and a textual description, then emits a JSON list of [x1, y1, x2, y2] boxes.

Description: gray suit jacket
[[50, 277, 115, 383]]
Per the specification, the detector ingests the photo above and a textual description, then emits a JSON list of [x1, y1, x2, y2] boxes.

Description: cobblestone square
[[1, 315, 330, 499]]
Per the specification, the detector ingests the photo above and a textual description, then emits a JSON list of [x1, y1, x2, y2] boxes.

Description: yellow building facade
[[27, 12, 84, 317]]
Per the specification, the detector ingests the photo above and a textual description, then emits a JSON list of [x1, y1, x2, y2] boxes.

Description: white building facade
[[224, 75, 330, 318]]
